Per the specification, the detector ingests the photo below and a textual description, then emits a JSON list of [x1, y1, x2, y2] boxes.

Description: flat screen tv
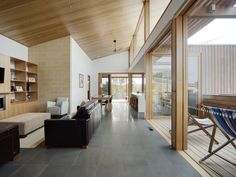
[[0, 67, 5, 83]]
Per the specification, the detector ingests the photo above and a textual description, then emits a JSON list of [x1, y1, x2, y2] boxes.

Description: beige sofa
[[0, 113, 50, 137]]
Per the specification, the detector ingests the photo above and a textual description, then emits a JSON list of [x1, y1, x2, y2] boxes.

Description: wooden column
[[142, 73, 145, 93], [171, 16, 188, 150], [98, 73, 102, 95], [145, 53, 152, 120], [128, 73, 132, 102], [144, 0, 150, 40]]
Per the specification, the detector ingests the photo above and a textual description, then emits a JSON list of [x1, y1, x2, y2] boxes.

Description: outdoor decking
[[149, 117, 236, 177]]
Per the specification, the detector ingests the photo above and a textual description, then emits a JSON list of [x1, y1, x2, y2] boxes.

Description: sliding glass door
[[188, 56, 200, 115], [111, 74, 128, 100], [152, 56, 171, 117], [101, 74, 110, 95]]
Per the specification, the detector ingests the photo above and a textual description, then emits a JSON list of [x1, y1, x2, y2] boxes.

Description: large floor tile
[[0, 163, 21, 177], [38, 165, 71, 177], [68, 166, 96, 177], [11, 164, 47, 177]]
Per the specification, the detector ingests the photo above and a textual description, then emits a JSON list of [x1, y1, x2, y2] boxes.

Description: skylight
[[188, 19, 236, 45]]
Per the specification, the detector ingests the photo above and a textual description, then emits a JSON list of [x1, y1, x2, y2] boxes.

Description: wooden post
[[183, 16, 188, 150], [145, 53, 152, 120], [128, 73, 132, 102], [171, 16, 188, 150], [144, 0, 150, 41], [142, 73, 145, 93], [98, 73, 102, 95]]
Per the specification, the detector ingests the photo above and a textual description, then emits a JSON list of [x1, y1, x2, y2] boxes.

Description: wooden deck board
[[149, 118, 236, 177]]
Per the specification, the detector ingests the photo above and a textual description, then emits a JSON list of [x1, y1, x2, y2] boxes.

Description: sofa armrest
[[44, 119, 90, 147], [47, 101, 56, 108], [60, 101, 69, 115]]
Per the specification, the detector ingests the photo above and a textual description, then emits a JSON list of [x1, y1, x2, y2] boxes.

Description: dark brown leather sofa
[[0, 123, 19, 163], [44, 100, 101, 148]]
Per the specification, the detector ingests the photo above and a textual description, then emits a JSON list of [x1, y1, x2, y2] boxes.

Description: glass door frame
[[145, 17, 189, 150], [110, 74, 129, 100], [98, 72, 145, 101]]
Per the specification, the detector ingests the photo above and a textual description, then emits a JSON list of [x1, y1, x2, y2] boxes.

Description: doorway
[[111, 74, 128, 101], [87, 75, 91, 100], [98, 73, 144, 102]]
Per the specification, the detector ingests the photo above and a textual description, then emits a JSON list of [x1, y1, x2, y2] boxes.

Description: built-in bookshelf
[[10, 58, 38, 103]]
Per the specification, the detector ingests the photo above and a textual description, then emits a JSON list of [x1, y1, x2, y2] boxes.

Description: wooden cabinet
[[0, 55, 39, 120], [10, 58, 38, 103], [130, 93, 145, 113], [130, 95, 138, 111]]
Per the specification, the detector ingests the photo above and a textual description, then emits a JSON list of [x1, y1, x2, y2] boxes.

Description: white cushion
[[0, 113, 51, 136], [194, 117, 213, 126]]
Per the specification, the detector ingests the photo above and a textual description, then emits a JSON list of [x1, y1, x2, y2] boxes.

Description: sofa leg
[[82, 145, 88, 149], [46, 145, 53, 149], [12, 154, 19, 161]]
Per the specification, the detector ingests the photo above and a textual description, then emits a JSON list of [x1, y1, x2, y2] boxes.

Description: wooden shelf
[[25, 99, 37, 102], [10, 100, 26, 104], [11, 80, 25, 83], [27, 62, 37, 66], [11, 91, 26, 93], [10, 68, 26, 72], [0, 92, 11, 94], [10, 58, 38, 104], [27, 71, 37, 74]]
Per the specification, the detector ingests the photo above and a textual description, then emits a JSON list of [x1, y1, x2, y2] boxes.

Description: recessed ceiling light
[[233, 3, 236, 7]]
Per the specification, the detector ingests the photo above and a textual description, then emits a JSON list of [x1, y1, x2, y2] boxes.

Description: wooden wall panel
[[189, 45, 236, 95], [0, 96, 39, 120], [0, 0, 143, 60], [202, 95, 236, 110], [29, 36, 70, 112]]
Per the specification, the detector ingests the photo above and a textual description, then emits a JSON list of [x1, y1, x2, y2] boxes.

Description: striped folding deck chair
[[199, 107, 236, 166], [188, 105, 219, 146], [188, 113, 219, 145]]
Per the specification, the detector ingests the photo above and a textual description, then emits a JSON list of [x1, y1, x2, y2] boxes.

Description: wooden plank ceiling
[[0, 0, 143, 59]]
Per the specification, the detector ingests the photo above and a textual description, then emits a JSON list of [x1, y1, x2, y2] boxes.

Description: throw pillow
[[80, 101, 86, 106]]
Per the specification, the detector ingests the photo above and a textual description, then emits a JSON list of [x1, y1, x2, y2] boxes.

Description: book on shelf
[[28, 77, 36, 82], [15, 86, 23, 92]]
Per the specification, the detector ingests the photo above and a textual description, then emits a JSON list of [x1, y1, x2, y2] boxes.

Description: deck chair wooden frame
[[188, 113, 219, 146], [199, 107, 236, 166]]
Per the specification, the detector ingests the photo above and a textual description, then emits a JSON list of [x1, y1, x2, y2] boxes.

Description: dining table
[[91, 95, 112, 111]]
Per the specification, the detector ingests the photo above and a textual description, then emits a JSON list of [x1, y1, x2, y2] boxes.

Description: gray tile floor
[[0, 103, 202, 177]]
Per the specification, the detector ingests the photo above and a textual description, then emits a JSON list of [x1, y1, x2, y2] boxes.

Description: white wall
[[130, 56, 145, 72], [0, 34, 28, 60], [70, 37, 92, 113], [91, 52, 129, 95]]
